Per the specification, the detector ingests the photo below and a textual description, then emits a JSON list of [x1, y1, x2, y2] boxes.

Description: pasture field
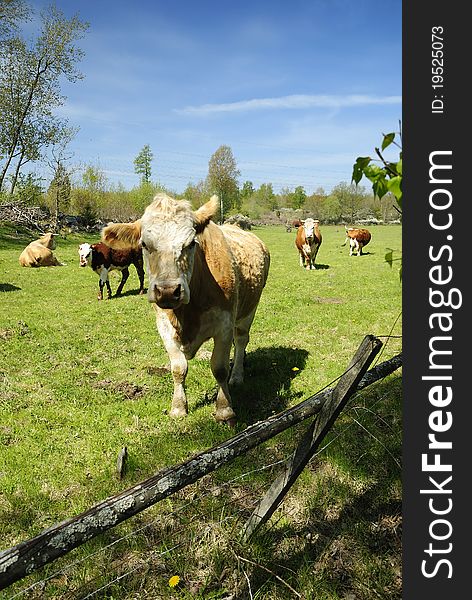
[[0, 222, 402, 599]]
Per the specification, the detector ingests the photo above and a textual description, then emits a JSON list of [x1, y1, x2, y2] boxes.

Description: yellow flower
[[291, 366, 299, 371], [169, 575, 180, 588]]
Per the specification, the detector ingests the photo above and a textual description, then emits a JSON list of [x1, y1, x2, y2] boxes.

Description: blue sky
[[29, 0, 402, 194]]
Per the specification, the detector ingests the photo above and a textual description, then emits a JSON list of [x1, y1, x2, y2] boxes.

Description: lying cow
[[342, 227, 372, 256], [19, 232, 64, 267], [78, 242, 145, 300], [102, 193, 270, 424], [295, 218, 322, 270]]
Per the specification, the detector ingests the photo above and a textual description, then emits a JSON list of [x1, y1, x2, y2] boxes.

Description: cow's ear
[[102, 220, 142, 249], [194, 195, 219, 233], [300, 220, 305, 225]]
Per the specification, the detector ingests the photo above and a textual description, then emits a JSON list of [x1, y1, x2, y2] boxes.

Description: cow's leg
[[116, 267, 129, 296], [156, 312, 188, 417], [299, 253, 304, 268], [229, 309, 257, 386], [349, 240, 354, 256], [358, 243, 363, 256], [98, 268, 112, 299], [311, 244, 319, 269], [211, 333, 236, 423], [136, 260, 145, 294]]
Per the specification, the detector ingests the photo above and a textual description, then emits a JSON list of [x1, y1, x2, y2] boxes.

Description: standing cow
[[78, 242, 145, 300], [343, 227, 372, 256], [295, 218, 322, 270], [101, 193, 270, 424]]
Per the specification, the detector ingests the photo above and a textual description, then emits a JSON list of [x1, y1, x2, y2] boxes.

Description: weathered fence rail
[[0, 336, 402, 591]]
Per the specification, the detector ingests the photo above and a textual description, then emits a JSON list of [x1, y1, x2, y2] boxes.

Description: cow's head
[[102, 193, 219, 309], [78, 243, 92, 267], [39, 232, 57, 250], [301, 218, 317, 242]]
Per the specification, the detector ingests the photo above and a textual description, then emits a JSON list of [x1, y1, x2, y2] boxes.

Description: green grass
[[0, 222, 402, 599]]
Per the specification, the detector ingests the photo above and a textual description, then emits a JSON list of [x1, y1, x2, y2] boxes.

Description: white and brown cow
[[295, 218, 322, 270], [101, 193, 270, 424], [78, 242, 145, 300], [343, 227, 372, 256], [19, 233, 64, 267]]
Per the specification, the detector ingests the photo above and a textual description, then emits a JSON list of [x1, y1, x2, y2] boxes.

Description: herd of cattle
[[16, 194, 371, 423]]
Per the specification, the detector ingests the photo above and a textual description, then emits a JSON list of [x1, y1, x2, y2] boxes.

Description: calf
[[19, 233, 64, 267], [342, 227, 372, 256], [78, 242, 145, 300], [295, 218, 322, 270]]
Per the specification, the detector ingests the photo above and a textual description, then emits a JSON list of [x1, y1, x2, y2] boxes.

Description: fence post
[[241, 334, 382, 540]]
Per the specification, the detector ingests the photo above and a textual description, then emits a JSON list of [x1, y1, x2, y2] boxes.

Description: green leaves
[[353, 127, 403, 281], [351, 156, 372, 185], [381, 132, 396, 151], [351, 129, 402, 205]]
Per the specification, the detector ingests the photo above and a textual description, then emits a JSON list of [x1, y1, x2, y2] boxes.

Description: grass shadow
[[231, 345, 309, 424], [110, 288, 148, 299], [0, 283, 21, 292]]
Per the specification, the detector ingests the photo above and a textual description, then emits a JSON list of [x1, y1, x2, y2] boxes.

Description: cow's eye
[[141, 240, 147, 250]]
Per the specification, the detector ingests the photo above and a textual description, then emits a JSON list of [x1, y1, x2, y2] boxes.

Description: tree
[[46, 127, 76, 225], [240, 180, 255, 201], [331, 181, 367, 223], [0, 4, 88, 191], [70, 164, 107, 226], [0, 0, 30, 42], [207, 145, 240, 221], [134, 144, 153, 183], [289, 185, 307, 210], [255, 182, 277, 211]]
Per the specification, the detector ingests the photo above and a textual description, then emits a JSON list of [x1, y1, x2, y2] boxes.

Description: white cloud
[[176, 94, 402, 115]]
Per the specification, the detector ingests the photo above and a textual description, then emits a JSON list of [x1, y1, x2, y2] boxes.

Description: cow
[[78, 242, 145, 300], [295, 218, 322, 270], [19, 232, 64, 267], [101, 193, 270, 424], [342, 227, 372, 256]]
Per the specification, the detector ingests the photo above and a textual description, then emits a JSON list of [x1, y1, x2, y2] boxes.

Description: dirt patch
[[92, 379, 147, 400]]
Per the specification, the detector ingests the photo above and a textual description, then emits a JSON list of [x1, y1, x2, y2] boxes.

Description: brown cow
[[101, 193, 270, 424], [295, 218, 322, 270], [342, 227, 372, 256], [19, 233, 64, 267]]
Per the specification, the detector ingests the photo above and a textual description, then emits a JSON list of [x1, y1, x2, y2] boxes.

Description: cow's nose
[[153, 283, 182, 307]]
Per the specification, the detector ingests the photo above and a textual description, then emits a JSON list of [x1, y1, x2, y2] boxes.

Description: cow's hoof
[[215, 407, 236, 424], [170, 407, 188, 418]]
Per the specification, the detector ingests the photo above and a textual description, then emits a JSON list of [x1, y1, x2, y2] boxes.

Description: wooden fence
[[0, 335, 402, 592]]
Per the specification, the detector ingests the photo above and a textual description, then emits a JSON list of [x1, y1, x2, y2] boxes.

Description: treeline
[[2, 162, 400, 229]]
